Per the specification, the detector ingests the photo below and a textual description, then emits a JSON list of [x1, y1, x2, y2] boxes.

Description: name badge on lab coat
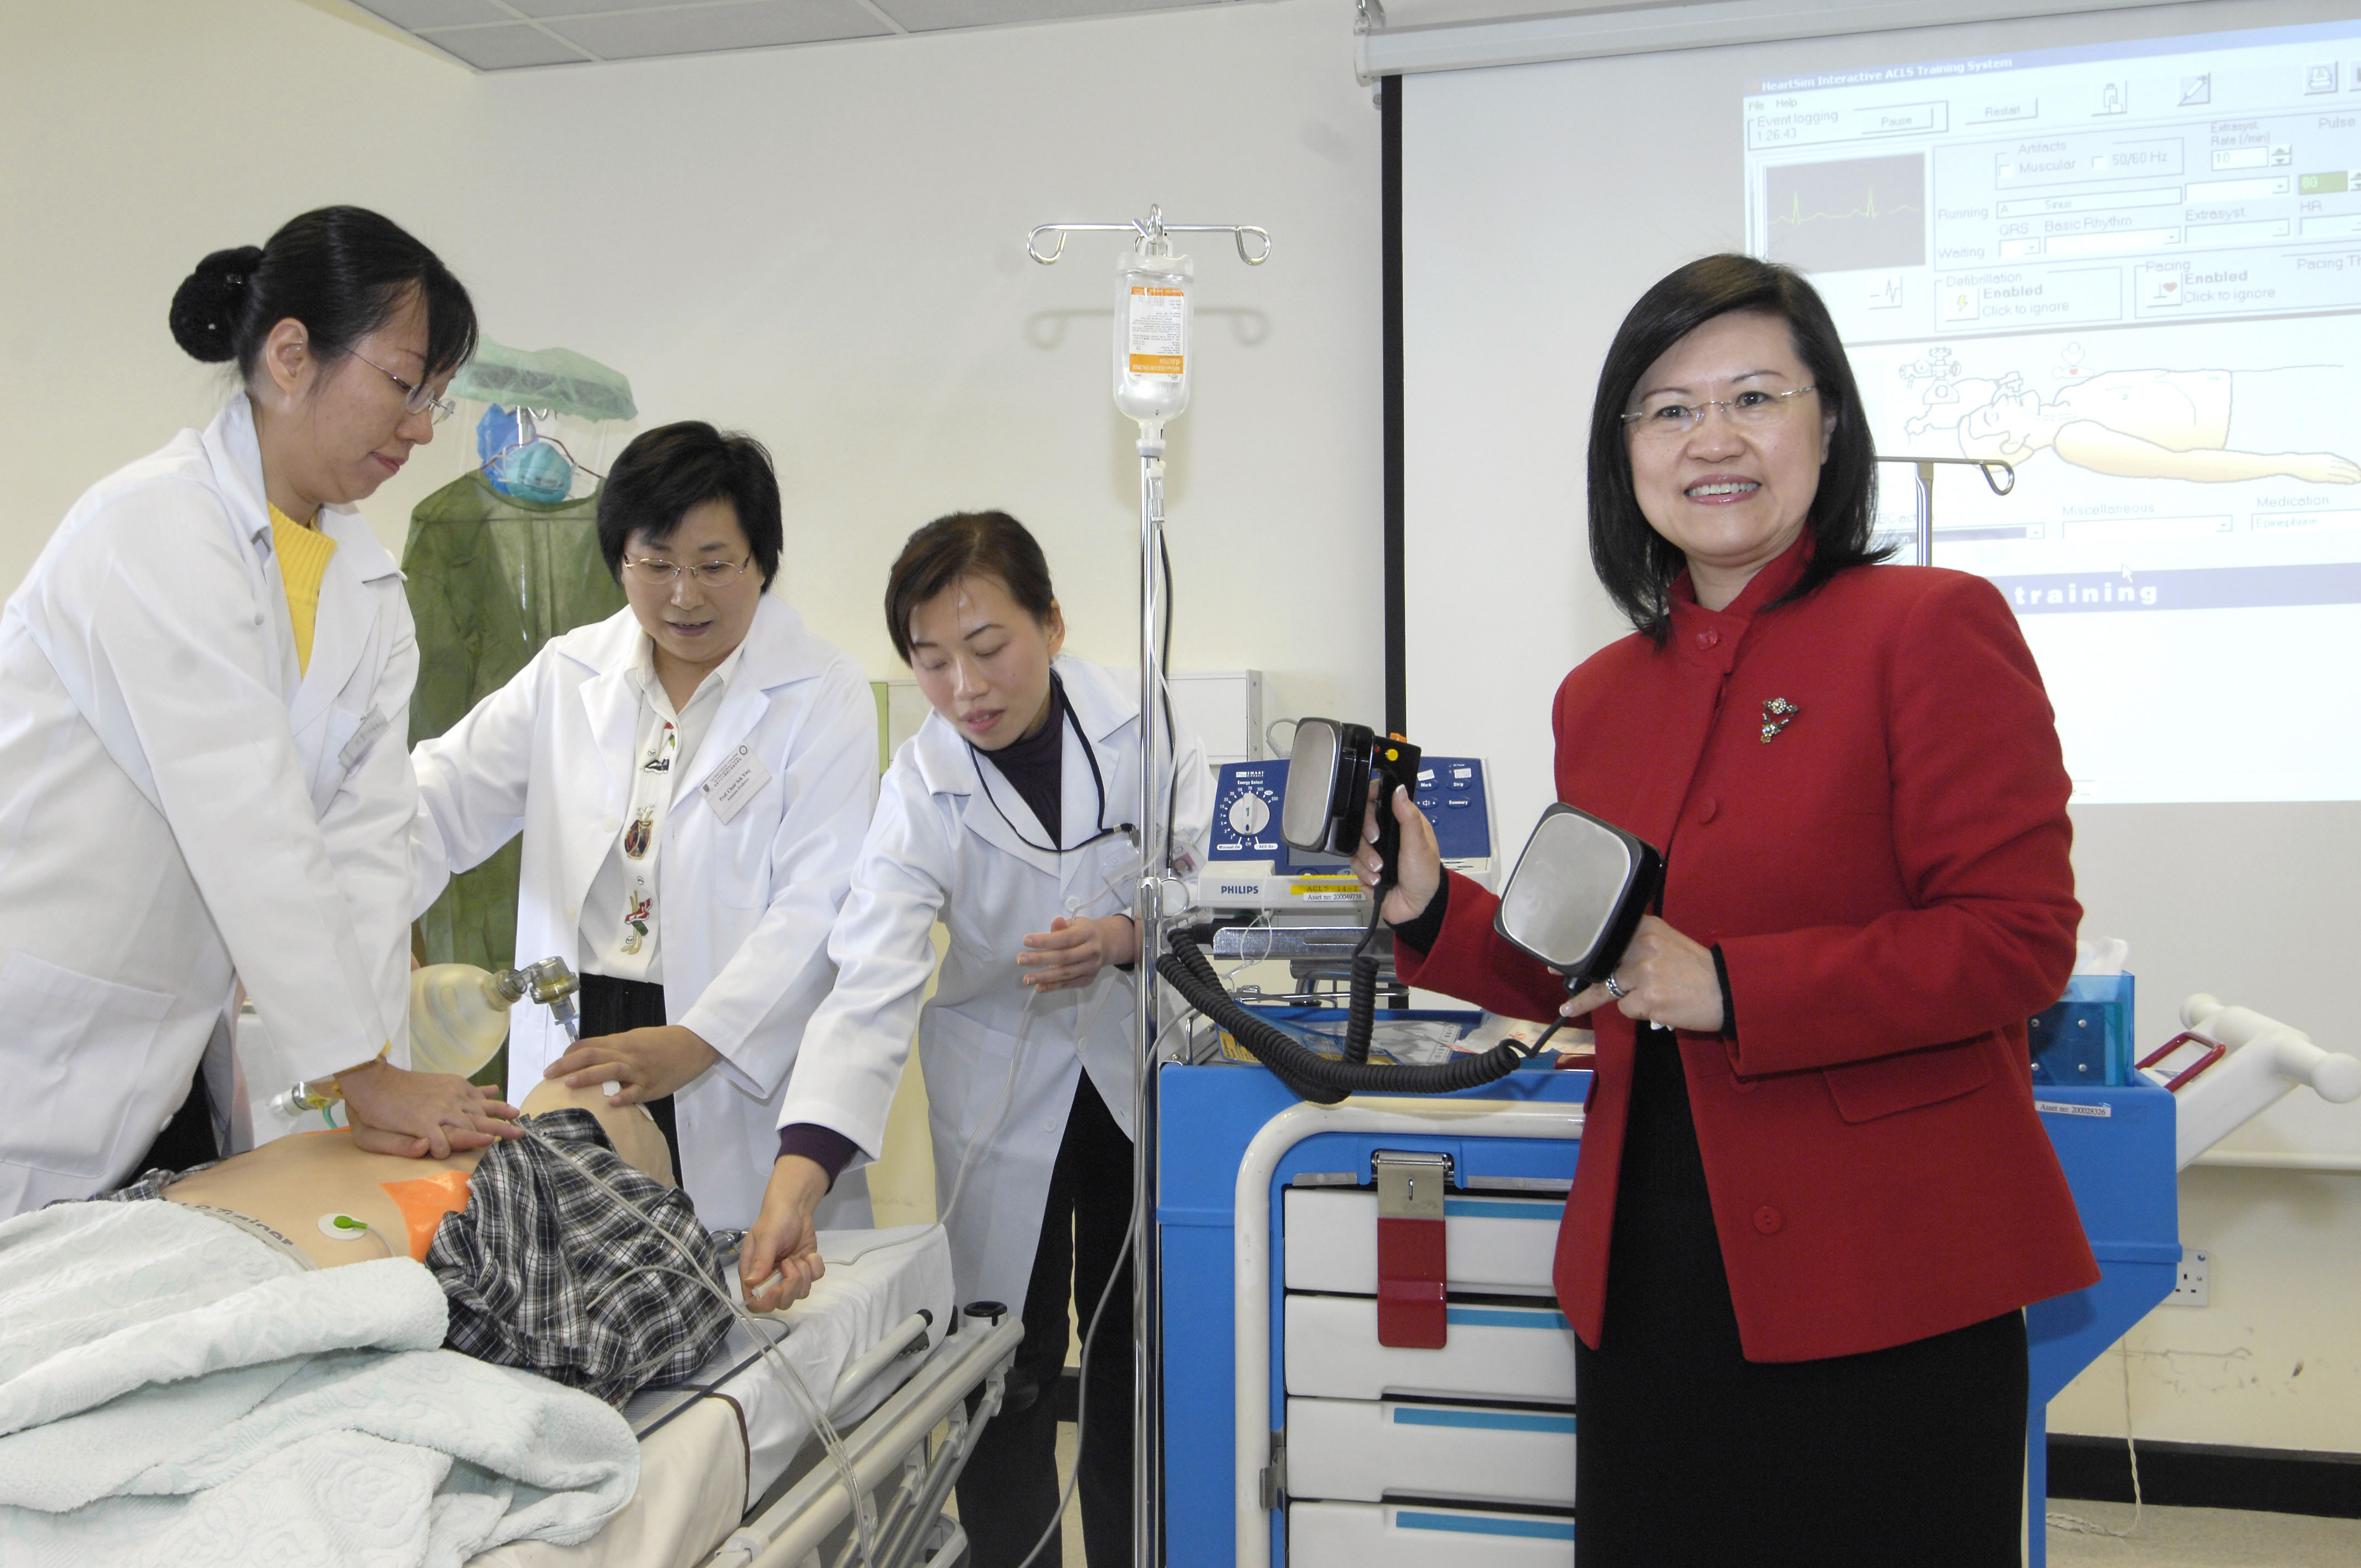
[[700, 744, 770, 825], [336, 706, 390, 772]]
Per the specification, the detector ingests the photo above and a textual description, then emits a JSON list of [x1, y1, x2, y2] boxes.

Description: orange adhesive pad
[[379, 1169, 474, 1261]]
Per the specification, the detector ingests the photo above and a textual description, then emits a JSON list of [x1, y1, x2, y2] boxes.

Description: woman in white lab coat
[[743, 511, 1211, 1568], [0, 207, 517, 1216], [411, 423, 879, 1232]]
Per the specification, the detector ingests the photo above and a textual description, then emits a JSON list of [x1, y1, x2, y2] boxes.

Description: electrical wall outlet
[[2168, 1248, 2210, 1307]]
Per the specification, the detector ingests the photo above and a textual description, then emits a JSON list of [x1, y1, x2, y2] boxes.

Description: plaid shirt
[[428, 1107, 735, 1406]]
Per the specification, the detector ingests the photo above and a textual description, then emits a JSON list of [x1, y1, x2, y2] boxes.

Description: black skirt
[[576, 971, 683, 1178], [1573, 1026, 2027, 1567]]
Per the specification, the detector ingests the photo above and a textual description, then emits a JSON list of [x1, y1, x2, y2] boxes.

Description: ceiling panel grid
[[351, 0, 1249, 69]]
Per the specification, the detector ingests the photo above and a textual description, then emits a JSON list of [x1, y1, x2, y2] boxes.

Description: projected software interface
[[1744, 21, 2361, 802]]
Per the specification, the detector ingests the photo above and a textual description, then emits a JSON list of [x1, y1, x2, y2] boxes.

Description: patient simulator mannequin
[[159, 1077, 676, 1270], [88, 1075, 794, 1404]]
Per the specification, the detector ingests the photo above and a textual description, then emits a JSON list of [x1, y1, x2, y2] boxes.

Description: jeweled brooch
[[1760, 697, 1800, 743]]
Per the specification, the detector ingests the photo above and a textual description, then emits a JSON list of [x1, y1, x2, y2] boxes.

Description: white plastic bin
[[1284, 1294, 1577, 1403], [1283, 1188, 1564, 1297], [1286, 1396, 1575, 1506], [1289, 1500, 1574, 1567]]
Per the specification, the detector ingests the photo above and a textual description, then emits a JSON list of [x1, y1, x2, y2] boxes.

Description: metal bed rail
[[708, 1314, 1026, 1568]]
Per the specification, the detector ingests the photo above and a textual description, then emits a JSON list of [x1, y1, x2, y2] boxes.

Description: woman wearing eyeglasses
[[410, 421, 880, 1232], [0, 206, 519, 1217], [1360, 255, 2098, 1563]]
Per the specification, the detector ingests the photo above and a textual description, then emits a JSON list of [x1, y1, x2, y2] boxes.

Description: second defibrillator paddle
[[1493, 802, 1666, 1052]]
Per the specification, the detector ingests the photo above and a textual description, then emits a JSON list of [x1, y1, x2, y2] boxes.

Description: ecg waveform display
[[1764, 154, 1927, 273]]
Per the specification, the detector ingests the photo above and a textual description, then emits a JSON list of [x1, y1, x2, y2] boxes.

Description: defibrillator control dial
[[1227, 792, 1271, 837], [1210, 770, 1283, 857]]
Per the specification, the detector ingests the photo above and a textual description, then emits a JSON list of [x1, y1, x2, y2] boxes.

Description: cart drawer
[[1284, 1188, 1564, 1297], [1289, 1500, 1574, 1567], [1284, 1294, 1577, 1402], [1286, 1396, 1575, 1506]]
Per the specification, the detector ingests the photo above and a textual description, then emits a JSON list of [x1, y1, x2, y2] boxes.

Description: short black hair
[[1586, 254, 1887, 639], [883, 511, 1056, 664], [169, 206, 477, 385], [596, 422, 784, 587]]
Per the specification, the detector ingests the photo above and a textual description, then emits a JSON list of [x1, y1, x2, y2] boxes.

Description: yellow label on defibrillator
[[1289, 876, 1362, 902]]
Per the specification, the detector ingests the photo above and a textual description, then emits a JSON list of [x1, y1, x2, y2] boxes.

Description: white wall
[[0, 0, 1384, 726]]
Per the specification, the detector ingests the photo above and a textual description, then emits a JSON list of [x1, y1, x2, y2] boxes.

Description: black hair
[[1586, 253, 1887, 639], [596, 422, 784, 587], [168, 206, 477, 388], [884, 511, 1057, 665]]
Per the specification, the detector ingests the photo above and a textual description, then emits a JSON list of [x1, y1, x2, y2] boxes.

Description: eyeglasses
[[621, 555, 755, 588], [1622, 385, 1818, 440], [350, 350, 458, 424]]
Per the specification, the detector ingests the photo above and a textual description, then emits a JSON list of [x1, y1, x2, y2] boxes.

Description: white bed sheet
[[471, 1223, 956, 1568]]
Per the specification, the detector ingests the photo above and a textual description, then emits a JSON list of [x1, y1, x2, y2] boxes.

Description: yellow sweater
[[269, 505, 338, 675]]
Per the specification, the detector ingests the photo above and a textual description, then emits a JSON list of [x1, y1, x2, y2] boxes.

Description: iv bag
[[1114, 247, 1193, 423]]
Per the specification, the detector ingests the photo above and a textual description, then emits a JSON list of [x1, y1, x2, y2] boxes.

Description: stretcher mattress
[[470, 1223, 956, 1568]]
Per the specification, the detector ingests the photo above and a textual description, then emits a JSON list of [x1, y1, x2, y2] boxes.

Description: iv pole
[[1027, 205, 1271, 1567], [1878, 454, 2016, 564]]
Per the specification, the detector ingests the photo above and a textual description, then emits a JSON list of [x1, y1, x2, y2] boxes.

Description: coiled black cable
[[1340, 897, 1386, 1067], [1158, 930, 1536, 1101], [1342, 951, 1379, 1067]]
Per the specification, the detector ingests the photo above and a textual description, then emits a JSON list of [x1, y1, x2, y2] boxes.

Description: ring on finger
[[1603, 973, 1628, 999]]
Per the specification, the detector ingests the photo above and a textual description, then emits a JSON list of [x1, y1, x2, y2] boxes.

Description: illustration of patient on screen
[[1903, 361, 2359, 485]]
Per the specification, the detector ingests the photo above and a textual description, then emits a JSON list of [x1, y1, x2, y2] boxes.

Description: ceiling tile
[[502, 0, 701, 16], [417, 22, 596, 67], [543, 1, 895, 58], [351, 0, 515, 26], [872, 0, 1214, 30]]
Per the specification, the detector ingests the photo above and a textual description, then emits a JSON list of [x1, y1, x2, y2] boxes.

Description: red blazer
[[1398, 535, 2099, 1363]]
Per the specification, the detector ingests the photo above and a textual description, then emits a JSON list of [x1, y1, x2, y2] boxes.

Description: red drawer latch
[[1374, 1150, 1451, 1349]]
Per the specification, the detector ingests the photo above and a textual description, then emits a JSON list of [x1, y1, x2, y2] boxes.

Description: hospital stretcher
[[470, 1223, 1023, 1568]]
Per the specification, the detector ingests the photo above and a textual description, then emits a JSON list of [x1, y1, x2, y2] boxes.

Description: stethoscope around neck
[[968, 695, 1136, 856]]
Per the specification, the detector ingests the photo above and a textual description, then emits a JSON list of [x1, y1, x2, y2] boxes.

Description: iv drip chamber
[[1114, 246, 1193, 423]]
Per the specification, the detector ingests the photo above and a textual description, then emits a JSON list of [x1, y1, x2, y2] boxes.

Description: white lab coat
[[778, 656, 1211, 1316], [0, 395, 415, 1215], [412, 595, 879, 1231]]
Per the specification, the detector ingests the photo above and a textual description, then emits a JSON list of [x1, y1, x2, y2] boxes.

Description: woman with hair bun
[[0, 205, 518, 1216]]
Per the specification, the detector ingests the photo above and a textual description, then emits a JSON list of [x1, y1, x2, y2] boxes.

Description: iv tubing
[[521, 1126, 881, 1568]]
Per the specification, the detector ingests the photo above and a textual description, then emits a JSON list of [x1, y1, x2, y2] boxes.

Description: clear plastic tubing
[[1114, 243, 1193, 424]]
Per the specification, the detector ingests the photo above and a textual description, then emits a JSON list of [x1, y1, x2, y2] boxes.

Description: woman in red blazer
[[1356, 255, 2098, 1564]]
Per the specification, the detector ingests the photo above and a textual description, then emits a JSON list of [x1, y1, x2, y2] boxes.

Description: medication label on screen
[[2036, 1099, 2111, 1118], [1128, 287, 1184, 375]]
